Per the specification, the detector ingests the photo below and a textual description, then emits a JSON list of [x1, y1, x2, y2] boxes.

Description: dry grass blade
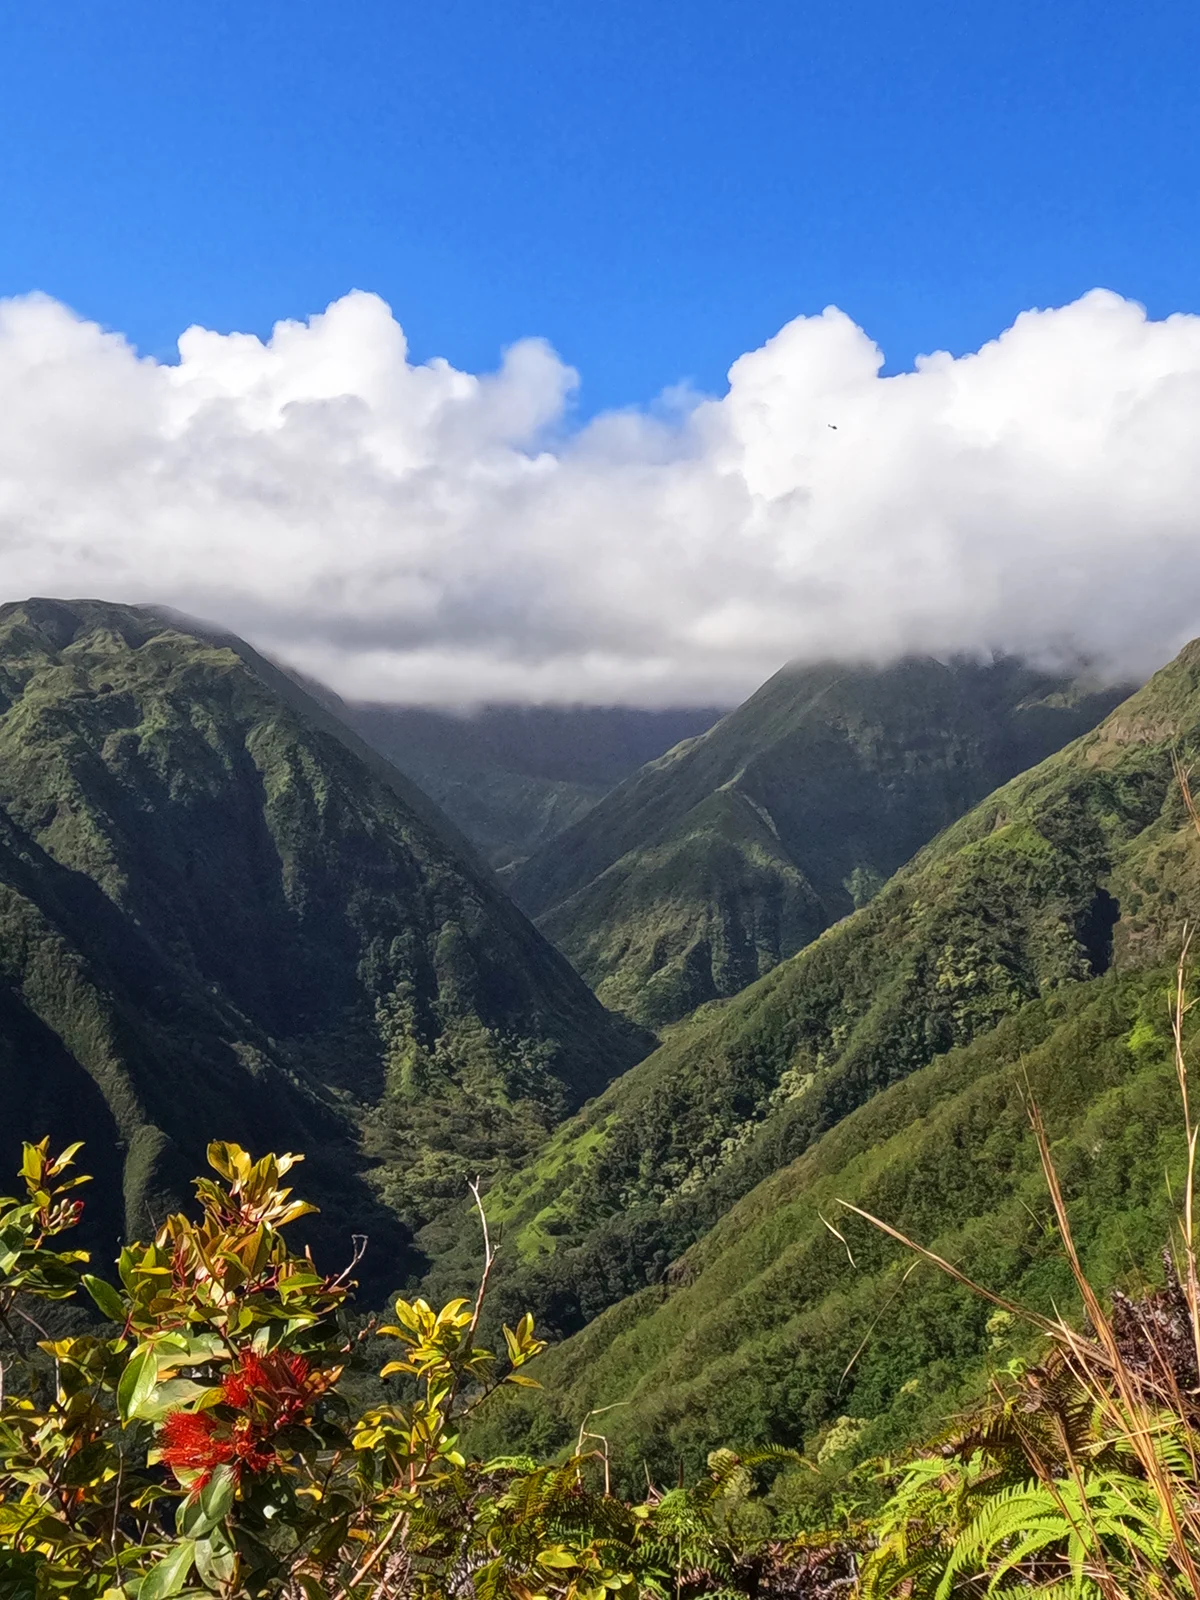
[[834, 1199, 1064, 1339], [1171, 749, 1200, 844], [1025, 1098, 1200, 1593], [1169, 925, 1200, 1392]]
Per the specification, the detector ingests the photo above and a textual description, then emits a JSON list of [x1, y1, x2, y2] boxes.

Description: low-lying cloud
[[2, 286, 1200, 705]]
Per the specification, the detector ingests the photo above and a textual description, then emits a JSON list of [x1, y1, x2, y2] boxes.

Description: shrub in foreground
[[0, 1137, 850, 1599]]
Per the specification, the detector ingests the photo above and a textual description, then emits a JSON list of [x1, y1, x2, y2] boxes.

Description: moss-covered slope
[[510, 658, 1128, 1026], [0, 598, 648, 1277], [433, 639, 1200, 1339]]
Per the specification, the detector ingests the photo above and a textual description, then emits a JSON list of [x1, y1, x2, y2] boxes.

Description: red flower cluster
[[158, 1410, 241, 1486], [160, 1350, 322, 1490], [221, 1350, 315, 1424]]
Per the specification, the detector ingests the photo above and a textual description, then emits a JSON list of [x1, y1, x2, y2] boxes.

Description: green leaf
[[82, 1273, 127, 1323], [50, 1139, 86, 1172], [156, 1333, 226, 1370], [198, 1463, 236, 1528], [193, 1530, 237, 1589], [117, 1344, 158, 1423], [538, 1549, 578, 1570], [175, 1463, 236, 1541], [137, 1539, 196, 1599], [136, 1379, 215, 1424]]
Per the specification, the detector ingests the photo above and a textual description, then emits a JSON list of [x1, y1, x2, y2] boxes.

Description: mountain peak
[[0, 598, 649, 1281]]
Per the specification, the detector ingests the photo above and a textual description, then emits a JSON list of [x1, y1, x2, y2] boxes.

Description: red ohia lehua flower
[[159, 1410, 236, 1486], [220, 1349, 315, 1424], [159, 1349, 323, 1491]]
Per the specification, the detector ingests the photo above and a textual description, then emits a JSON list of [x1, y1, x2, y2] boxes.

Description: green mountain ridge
[[510, 657, 1130, 1026], [429, 638, 1200, 1465], [0, 598, 649, 1282], [8, 593, 1198, 1520]]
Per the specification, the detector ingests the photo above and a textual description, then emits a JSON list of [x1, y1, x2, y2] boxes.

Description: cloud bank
[[2, 287, 1200, 705]]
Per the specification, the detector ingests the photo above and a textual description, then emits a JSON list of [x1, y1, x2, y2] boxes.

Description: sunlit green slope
[[510, 657, 1128, 1026], [472, 963, 1193, 1487], [431, 639, 1200, 1342]]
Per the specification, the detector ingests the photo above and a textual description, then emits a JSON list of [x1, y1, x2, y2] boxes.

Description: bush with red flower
[[157, 1349, 327, 1491], [0, 1137, 561, 1597], [0, 1135, 799, 1600]]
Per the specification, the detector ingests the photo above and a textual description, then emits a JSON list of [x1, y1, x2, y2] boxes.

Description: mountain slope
[[510, 658, 1129, 1026], [430, 639, 1200, 1340], [0, 598, 649, 1276], [345, 703, 724, 871], [472, 962, 1193, 1486]]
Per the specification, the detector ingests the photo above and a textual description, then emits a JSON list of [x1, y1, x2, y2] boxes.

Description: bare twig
[[575, 1403, 628, 1493], [110, 1448, 128, 1595], [333, 1504, 410, 1600], [329, 1233, 368, 1291], [466, 1178, 494, 1344]]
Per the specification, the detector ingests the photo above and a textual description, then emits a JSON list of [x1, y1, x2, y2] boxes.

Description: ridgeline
[[438, 640, 1200, 1478], [510, 657, 1128, 1026]]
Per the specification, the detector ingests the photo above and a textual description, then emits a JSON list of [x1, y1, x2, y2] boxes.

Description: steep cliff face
[[0, 599, 649, 1277]]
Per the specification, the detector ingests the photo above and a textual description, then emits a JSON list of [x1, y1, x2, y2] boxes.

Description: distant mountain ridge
[[433, 642, 1192, 1331], [344, 702, 725, 870], [510, 656, 1132, 1025], [0, 598, 649, 1280]]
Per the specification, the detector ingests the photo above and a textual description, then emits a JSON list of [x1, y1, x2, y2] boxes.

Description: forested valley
[[4, 594, 1200, 1597]]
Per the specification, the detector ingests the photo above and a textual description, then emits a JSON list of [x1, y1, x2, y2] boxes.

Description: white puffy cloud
[[2, 285, 1200, 705]]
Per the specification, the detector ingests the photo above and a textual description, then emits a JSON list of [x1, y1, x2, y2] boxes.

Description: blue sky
[[5, 2, 1200, 705], [3, 0, 1198, 412]]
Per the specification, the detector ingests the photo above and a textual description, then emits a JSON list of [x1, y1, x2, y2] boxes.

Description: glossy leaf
[[118, 1344, 159, 1423], [82, 1272, 127, 1323]]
